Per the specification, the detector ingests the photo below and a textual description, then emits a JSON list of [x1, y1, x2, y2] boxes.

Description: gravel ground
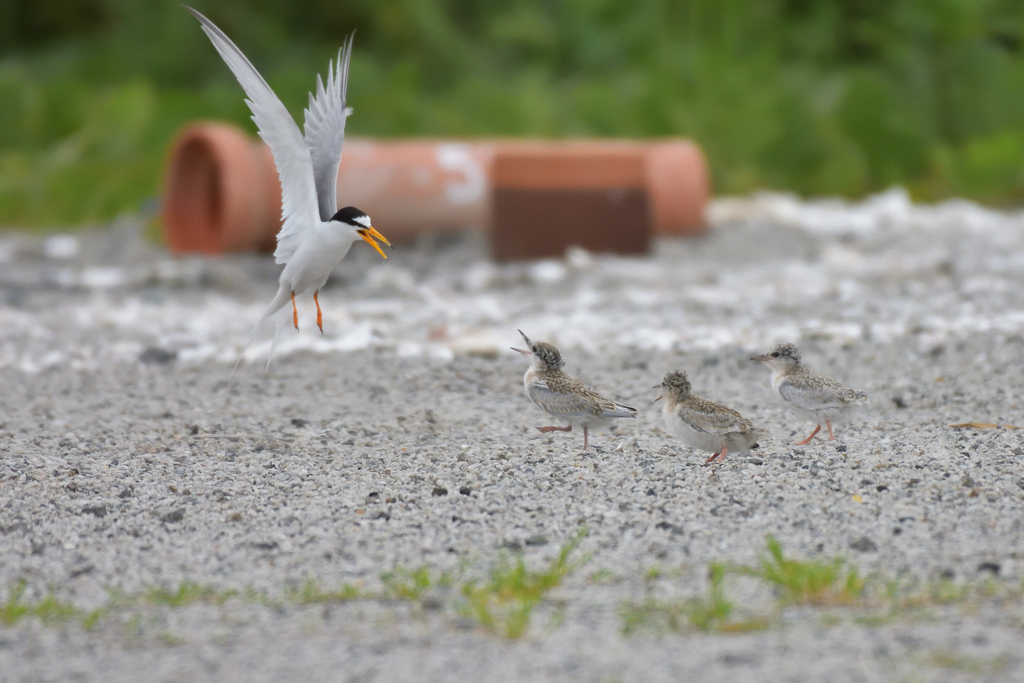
[[2, 190, 1024, 681]]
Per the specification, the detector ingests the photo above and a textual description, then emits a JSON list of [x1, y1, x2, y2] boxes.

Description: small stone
[[431, 486, 448, 497], [525, 534, 548, 546], [1017, 478, 1024, 491], [961, 476, 975, 487], [82, 505, 107, 518], [139, 347, 176, 364], [500, 540, 522, 552], [252, 540, 278, 551], [891, 395, 907, 409], [160, 508, 185, 523], [876, 484, 889, 492], [849, 536, 877, 552], [749, 457, 764, 465], [420, 593, 445, 610], [977, 562, 1000, 576], [118, 487, 133, 499], [69, 562, 94, 578], [1013, 447, 1023, 456], [655, 521, 683, 535], [290, 418, 309, 428], [1, 522, 29, 535], [939, 568, 955, 580], [646, 488, 656, 496], [458, 486, 471, 496]]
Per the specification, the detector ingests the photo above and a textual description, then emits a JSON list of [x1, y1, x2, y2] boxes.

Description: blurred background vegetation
[[3, 0, 1024, 228]]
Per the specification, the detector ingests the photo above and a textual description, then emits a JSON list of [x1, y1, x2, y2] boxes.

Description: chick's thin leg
[[537, 425, 572, 434], [796, 424, 821, 446], [705, 447, 729, 464], [291, 291, 299, 331], [314, 290, 323, 334], [826, 420, 835, 440]]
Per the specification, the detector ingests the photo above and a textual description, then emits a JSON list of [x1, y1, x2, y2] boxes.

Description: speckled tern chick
[[752, 342, 868, 445], [512, 330, 636, 451], [655, 371, 763, 464]]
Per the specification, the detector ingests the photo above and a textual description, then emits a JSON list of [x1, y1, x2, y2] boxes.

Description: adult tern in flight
[[186, 6, 391, 371]]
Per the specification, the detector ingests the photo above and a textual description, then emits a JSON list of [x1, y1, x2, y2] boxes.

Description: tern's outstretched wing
[[186, 7, 319, 265], [302, 33, 354, 223]]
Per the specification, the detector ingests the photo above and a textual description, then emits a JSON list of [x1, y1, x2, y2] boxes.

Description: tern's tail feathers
[[265, 305, 293, 373], [228, 286, 292, 380], [259, 285, 292, 328]]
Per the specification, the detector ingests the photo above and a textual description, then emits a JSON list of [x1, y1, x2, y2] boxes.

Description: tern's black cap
[[331, 206, 369, 226]]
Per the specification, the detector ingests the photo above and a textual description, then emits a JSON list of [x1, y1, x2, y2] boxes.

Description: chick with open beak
[[512, 330, 636, 451]]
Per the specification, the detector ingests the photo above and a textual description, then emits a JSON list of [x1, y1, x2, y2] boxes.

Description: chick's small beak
[[751, 354, 769, 362], [358, 226, 392, 260], [654, 394, 662, 402], [511, 347, 530, 355]]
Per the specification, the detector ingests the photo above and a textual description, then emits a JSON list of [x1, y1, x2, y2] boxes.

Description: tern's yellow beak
[[358, 226, 392, 260]]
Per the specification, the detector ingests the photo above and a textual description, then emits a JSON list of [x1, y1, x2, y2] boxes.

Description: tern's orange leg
[[314, 290, 323, 334], [826, 420, 835, 440], [796, 425, 821, 446], [290, 291, 298, 331]]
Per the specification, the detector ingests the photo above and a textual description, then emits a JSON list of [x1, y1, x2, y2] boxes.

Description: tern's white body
[[266, 224, 359, 312]]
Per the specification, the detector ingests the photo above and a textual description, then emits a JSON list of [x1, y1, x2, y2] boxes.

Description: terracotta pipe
[[336, 140, 494, 243], [490, 141, 652, 260], [162, 123, 281, 253], [645, 139, 710, 236], [161, 123, 710, 254]]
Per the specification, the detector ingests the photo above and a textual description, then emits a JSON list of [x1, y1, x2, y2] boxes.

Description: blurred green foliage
[[3, 0, 1024, 227]]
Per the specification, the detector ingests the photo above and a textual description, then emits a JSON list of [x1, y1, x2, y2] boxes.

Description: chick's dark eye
[[772, 352, 779, 358]]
